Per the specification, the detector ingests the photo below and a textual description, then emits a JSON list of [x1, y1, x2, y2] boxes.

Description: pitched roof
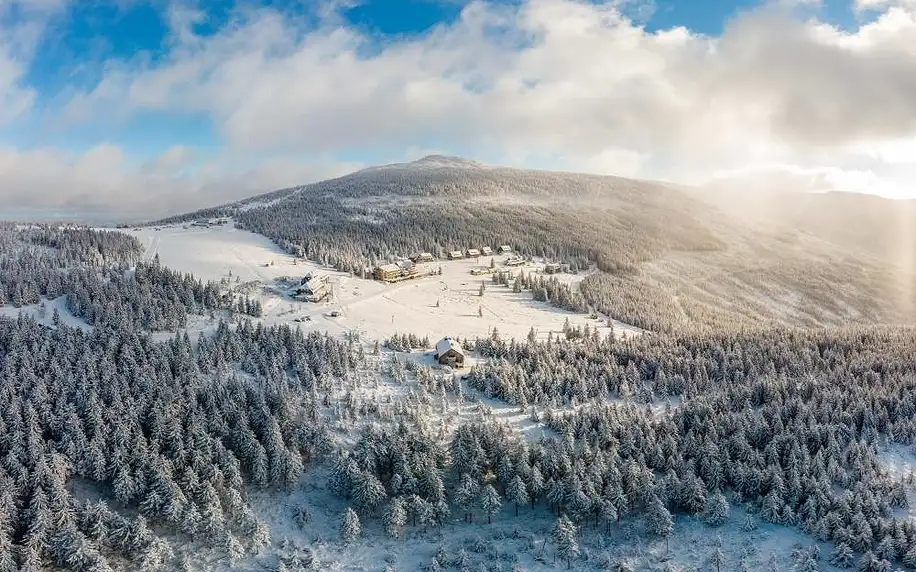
[[435, 337, 463, 357]]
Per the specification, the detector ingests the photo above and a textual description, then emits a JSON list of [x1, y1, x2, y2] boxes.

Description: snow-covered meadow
[[0, 295, 91, 331], [125, 222, 641, 346]]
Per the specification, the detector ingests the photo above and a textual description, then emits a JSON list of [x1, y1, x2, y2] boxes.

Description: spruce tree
[[479, 484, 501, 524], [552, 514, 579, 569], [646, 496, 674, 554], [340, 508, 360, 545], [703, 492, 729, 527], [506, 475, 529, 517]]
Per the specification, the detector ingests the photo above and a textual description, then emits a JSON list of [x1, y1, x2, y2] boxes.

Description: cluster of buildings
[[447, 245, 511, 260], [190, 217, 229, 228], [372, 245, 515, 283], [544, 262, 570, 274]]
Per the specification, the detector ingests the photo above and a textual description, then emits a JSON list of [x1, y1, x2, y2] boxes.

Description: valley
[[2, 160, 916, 572]]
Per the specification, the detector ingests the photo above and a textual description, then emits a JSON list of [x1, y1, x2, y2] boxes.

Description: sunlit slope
[[160, 156, 916, 331]]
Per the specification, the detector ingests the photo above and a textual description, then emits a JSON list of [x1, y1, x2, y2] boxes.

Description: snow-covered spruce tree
[[646, 496, 674, 555], [710, 544, 726, 572], [384, 497, 407, 539], [479, 484, 501, 524], [702, 492, 729, 527], [340, 508, 361, 545], [552, 515, 579, 570], [505, 475, 529, 517], [454, 474, 480, 523]]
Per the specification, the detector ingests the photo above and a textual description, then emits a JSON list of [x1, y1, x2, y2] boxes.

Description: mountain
[[159, 155, 916, 332]]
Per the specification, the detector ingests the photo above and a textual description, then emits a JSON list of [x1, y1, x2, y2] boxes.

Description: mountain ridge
[[155, 156, 916, 332]]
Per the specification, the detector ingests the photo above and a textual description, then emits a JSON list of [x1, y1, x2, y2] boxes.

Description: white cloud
[[7, 0, 916, 215], [0, 0, 67, 125], [59, 2, 916, 162], [0, 144, 362, 221]]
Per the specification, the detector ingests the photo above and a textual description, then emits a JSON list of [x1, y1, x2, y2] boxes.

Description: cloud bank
[[3, 0, 916, 219]]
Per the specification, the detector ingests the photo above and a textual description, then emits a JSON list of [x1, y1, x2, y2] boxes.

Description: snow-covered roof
[[378, 263, 400, 272], [435, 337, 463, 357]]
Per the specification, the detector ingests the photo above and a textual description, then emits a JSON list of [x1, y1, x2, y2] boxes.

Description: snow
[[159, 347, 839, 572], [879, 443, 916, 523], [240, 474, 846, 572], [0, 295, 92, 331], [123, 222, 643, 345], [117, 223, 854, 572]]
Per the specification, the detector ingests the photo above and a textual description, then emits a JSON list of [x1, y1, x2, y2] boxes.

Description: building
[[466, 248, 481, 258], [498, 245, 512, 254], [434, 337, 464, 367], [481, 246, 493, 256], [505, 255, 525, 267], [410, 252, 435, 263], [544, 262, 562, 274], [374, 263, 401, 281], [396, 259, 418, 276], [293, 274, 330, 302], [448, 250, 464, 260], [374, 260, 419, 282]]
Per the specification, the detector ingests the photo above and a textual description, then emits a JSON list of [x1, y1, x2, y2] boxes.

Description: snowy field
[[0, 295, 91, 331], [124, 222, 642, 345]]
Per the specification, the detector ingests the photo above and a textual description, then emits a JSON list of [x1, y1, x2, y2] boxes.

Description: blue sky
[[0, 0, 915, 218]]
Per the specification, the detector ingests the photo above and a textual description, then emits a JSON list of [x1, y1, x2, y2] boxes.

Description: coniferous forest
[[6, 161, 916, 570]]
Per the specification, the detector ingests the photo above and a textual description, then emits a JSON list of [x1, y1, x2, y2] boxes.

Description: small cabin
[[375, 263, 401, 282], [544, 262, 562, 275], [466, 248, 481, 258], [434, 337, 464, 367], [448, 250, 464, 260], [505, 256, 525, 267], [481, 247, 493, 256], [498, 245, 512, 254]]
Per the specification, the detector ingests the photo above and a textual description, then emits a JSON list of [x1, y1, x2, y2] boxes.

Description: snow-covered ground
[[242, 472, 845, 572], [116, 223, 848, 572], [0, 295, 92, 331], [124, 222, 642, 345], [154, 348, 843, 572]]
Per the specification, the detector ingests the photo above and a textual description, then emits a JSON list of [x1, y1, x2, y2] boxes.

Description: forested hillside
[[0, 224, 261, 330], [2, 214, 916, 570], [161, 156, 916, 333]]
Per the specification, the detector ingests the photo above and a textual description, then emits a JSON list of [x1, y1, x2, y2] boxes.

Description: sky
[[2, 0, 916, 220]]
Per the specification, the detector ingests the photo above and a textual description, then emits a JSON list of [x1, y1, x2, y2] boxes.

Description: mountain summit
[[408, 154, 485, 168]]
